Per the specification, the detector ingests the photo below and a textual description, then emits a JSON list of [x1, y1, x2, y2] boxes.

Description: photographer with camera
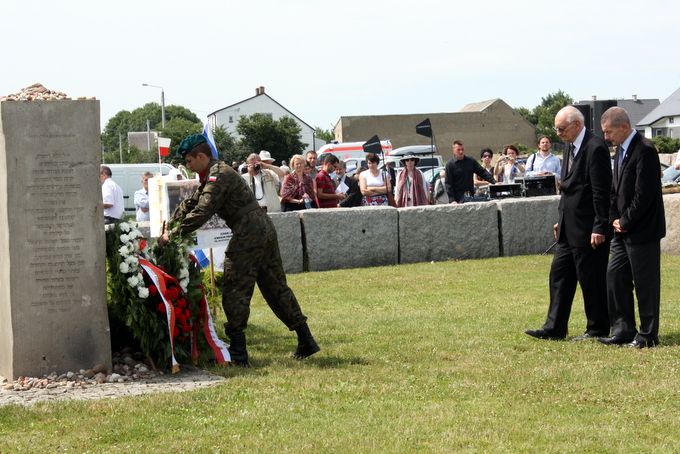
[[494, 144, 525, 184], [242, 151, 284, 212]]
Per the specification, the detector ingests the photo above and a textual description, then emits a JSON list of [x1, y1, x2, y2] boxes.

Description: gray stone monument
[[0, 100, 111, 379]]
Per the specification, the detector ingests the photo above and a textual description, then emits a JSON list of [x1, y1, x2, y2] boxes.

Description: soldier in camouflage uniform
[[158, 134, 320, 366]]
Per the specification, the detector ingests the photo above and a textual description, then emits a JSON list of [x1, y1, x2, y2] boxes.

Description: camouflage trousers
[[222, 238, 307, 336]]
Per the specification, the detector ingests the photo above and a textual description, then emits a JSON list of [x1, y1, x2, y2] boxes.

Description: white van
[[106, 163, 179, 215], [317, 139, 392, 165]]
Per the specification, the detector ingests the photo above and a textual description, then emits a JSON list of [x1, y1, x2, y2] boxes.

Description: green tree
[[516, 90, 574, 144], [236, 114, 307, 163], [213, 124, 247, 165], [315, 126, 335, 144], [101, 103, 202, 161], [652, 135, 680, 154]]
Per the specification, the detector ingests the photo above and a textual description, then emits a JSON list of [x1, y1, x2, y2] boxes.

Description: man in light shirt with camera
[[242, 150, 285, 212]]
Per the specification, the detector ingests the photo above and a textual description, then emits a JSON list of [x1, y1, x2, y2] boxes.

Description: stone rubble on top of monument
[[0, 82, 96, 102]]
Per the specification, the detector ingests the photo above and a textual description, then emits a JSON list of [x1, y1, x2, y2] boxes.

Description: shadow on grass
[[203, 323, 369, 375], [659, 332, 680, 347]]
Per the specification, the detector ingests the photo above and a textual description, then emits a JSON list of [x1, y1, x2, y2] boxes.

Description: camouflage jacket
[[170, 158, 275, 251]]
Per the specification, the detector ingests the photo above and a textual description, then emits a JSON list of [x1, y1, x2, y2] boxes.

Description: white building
[[208, 86, 325, 151], [637, 86, 680, 139]]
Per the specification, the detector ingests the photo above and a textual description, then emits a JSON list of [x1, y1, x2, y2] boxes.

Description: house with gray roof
[[637, 86, 680, 139], [208, 87, 324, 152]]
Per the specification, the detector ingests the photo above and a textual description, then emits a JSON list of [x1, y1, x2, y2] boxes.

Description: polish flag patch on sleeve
[[208, 176, 217, 182]]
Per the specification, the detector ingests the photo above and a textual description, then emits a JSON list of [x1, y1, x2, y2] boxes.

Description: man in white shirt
[[134, 171, 153, 222], [100, 166, 124, 224], [524, 135, 562, 186]]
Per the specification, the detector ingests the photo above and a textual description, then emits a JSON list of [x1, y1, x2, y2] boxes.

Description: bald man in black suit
[[525, 106, 612, 342], [597, 107, 666, 348]]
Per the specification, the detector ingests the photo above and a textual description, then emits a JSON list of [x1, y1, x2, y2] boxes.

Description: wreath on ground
[[105, 221, 229, 371]]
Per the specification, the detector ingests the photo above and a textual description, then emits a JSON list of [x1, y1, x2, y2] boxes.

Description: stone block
[[399, 202, 499, 263], [661, 193, 680, 255], [498, 196, 560, 256], [301, 207, 398, 271], [0, 100, 111, 379], [269, 212, 304, 274]]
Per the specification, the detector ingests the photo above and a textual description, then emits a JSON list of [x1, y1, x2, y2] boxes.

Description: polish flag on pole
[[158, 137, 171, 157]]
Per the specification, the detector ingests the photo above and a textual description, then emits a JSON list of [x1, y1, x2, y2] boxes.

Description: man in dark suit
[[525, 106, 612, 341], [597, 107, 666, 348], [334, 160, 362, 207]]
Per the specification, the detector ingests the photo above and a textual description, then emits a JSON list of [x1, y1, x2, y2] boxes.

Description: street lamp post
[[142, 83, 165, 129]]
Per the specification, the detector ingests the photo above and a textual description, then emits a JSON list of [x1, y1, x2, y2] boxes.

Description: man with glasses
[[335, 160, 362, 207], [445, 140, 496, 203], [525, 106, 612, 342], [316, 154, 346, 208]]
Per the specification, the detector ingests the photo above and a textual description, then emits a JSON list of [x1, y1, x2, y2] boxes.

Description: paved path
[[0, 366, 226, 407]]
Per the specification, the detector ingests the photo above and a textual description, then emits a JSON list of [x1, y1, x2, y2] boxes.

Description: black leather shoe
[[624, 339, 658, 349], [571, 332, 599, 342], [524, 329, 565, 341], [597, 335, 633, 345]]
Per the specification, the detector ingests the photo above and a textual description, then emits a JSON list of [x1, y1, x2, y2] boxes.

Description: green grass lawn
[[3, 255, 680, 453]]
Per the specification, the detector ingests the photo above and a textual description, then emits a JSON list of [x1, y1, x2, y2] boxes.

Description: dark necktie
[[568, 144, 575, 173]]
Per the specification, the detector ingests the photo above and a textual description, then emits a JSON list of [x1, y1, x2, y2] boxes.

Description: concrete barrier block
[[399, 203, 499, 263], [269, 211, 304, 274], [498, 196, 560, 256], [301, 207, 398, 271], [662, 193, 680, 255]]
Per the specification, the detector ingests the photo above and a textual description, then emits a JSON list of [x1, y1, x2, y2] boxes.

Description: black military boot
[[292, 323, 320, 359], [228, 332, 250, 367]]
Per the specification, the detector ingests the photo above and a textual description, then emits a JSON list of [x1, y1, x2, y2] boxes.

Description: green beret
[[176, 134, 207, 159]]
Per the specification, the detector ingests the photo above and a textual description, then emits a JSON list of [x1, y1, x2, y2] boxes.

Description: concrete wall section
[[497, 196, 561, 256], [0, 100, 111, 379], [269, 212, 304, 274], [399, 203, 499, 264], [301, 207, 398, 272], [661, 193, 680, 255]]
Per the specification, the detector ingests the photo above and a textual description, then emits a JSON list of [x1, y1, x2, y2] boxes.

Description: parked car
[[387, 144, 438, 157], [378, 155, 444, 173], [107, 163, 179, 215]]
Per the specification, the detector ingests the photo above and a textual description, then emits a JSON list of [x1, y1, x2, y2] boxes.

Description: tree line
[[102, 92, 678, 167], [101, 103, 334, 166]]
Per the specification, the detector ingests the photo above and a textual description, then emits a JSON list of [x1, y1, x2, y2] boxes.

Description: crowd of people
[[99, 103, 665, 367]]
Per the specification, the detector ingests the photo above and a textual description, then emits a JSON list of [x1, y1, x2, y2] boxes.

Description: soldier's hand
[[158, 233, 170, 248]]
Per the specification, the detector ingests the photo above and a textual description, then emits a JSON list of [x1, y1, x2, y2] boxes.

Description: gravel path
[[0, 365, 226, 407]]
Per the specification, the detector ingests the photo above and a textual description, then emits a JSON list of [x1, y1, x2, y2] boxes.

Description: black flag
[[416, 118, 432, 138], [362, 135, 383, 154]]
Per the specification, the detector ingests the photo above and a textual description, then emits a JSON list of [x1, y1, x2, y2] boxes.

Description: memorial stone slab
[[0, 100, 111, 379]]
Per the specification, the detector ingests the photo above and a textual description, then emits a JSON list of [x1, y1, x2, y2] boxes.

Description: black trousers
[[541, 240, 610, 337], [607, 237, 660, 343]]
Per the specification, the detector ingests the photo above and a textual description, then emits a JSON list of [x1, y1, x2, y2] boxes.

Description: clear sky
[[2, 0, 679, 134]]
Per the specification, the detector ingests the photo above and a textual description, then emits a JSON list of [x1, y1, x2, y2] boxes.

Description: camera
[[252, 164, 261, 171]]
